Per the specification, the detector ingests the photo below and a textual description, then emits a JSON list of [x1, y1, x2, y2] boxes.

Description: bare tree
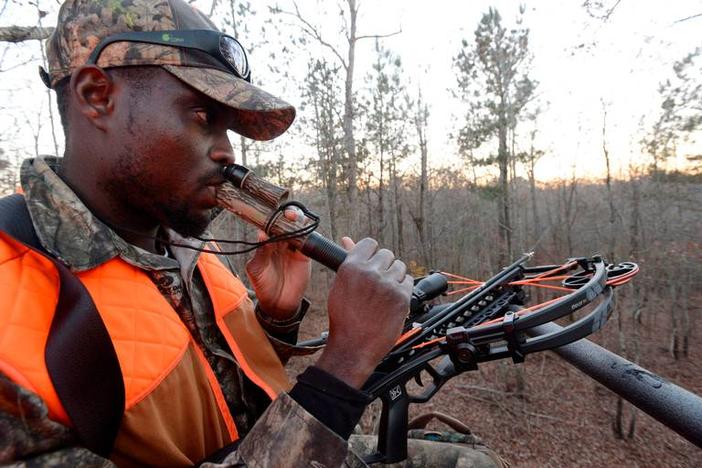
[[514, 109, 544, 247], [602, 103, 617, 261], [215, 0, 257, 167], [300, 58, 344, 241], [273, 0, 399, 237], [364, 40, 407, 246]]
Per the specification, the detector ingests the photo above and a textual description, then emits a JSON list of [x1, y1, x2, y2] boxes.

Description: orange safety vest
[[0, 231, 291, 466]]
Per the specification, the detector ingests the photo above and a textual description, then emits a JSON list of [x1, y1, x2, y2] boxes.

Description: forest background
[[1, 0, 701, 465]]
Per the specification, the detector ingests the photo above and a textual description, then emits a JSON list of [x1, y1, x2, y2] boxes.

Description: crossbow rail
[[527, 322, 702, 448]]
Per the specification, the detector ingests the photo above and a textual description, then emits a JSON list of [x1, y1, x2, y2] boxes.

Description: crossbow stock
[[216, 164, 701, 464]]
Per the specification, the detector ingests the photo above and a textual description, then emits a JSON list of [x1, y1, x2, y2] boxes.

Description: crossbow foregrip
[[363, 357, 458, 464], [369, 384, 411, 464]]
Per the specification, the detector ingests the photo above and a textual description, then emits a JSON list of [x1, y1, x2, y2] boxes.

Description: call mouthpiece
[[222, 164, 251, 189]]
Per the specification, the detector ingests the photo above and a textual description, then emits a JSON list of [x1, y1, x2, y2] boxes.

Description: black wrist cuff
[[289, 366, 372, 440]]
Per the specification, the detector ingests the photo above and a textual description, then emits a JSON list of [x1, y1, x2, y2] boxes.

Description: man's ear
[[70, 65, 116, 132]]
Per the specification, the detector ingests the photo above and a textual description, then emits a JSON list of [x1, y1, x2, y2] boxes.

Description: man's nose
[[209, 132, 236, 166]]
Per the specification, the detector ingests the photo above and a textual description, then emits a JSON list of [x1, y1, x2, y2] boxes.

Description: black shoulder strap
[[0, 194, 124, 458], [0, 194, 44, 250]]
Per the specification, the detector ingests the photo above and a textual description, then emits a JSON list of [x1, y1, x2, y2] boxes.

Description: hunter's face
[[103, 68, 236, 237]]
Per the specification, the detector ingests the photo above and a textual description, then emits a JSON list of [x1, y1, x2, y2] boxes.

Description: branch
[[208, 0, 219, 17], [583, 0, 622, 21], [277, 2, 348, 69], [455, 384, 517, 396], [0, 0, 10, 19], [673, 12, 702, 24], [0, 26, 54, 43], [355, 29, 402, 42], [0, 56, 38, 72]]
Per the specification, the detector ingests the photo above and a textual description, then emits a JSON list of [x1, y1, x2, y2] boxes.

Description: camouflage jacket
[[0, 157, 364, 467]]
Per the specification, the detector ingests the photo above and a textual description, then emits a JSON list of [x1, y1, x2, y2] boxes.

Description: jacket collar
[[20, 157, 207, 275]]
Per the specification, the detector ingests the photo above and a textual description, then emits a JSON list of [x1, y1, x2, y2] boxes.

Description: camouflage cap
[[45, 0, 295, 140]]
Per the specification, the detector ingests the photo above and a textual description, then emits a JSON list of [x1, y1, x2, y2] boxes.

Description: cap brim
[[162, 65, 295, 141]]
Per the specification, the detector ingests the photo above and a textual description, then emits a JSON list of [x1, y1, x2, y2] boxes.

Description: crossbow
[[289, 253, 637, 463], [214, 164, 701, 463], [358, 255, 637, 463]]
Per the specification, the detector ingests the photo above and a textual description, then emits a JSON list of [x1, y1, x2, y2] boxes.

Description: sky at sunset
[[1, 0, 700, 184]]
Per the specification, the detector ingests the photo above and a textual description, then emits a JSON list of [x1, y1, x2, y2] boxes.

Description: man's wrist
[[314, 347, 373, 389], [255, 298, 310, 334]]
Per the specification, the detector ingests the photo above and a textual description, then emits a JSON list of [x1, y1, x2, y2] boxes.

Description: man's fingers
[[347, 237, 379, 261], [340, 236, 356, 250], [370, 248, 395, 270], [386, 259, 407, 281], [247, 230, 273, 275], [283, 207, 303, 222]]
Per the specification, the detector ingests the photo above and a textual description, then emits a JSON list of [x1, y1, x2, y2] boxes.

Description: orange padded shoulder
[[0, 232, 68, 423], [0, 235, 192, 423], [77, 259, 190, 409]]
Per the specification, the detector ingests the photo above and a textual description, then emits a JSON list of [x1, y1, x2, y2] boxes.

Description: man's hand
[[315, 237, 413, 389], [246, 209, 312, 320]]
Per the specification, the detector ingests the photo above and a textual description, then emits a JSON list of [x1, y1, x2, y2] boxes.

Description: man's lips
[[200, 171, 228, 207], [199, 184, 219, 207]]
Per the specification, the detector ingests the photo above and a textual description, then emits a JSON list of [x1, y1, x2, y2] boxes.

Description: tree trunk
[[563, 174, 578, 257], [0, 26, 54, 43], [343, 0, 359, 237], [365, 173, 373, 235], [326, 146, 340, 242], [377, 105, 385, 243], [602, 109, 616, 262], [497, 121, 511, 266], [680, 269, 690, 358], [391, 158, 404, 257], [413, 92, 431, 266], [528, 157, 539, 244], [613, 395, 625, 439], [240, 136, 249, 167], [310, 92, 339, 242], [669, 280, 679, 360]]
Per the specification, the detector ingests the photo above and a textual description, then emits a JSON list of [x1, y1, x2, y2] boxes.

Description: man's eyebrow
[[173, 89, 210, 107], [174, 88, 227, 114], [174, 90, 237, 127]]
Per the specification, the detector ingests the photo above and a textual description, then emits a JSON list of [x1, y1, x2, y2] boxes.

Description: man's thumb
[[340, 236, 355, 251]]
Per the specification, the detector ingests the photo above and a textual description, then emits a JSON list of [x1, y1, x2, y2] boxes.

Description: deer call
[[218, 164, 347, 270]]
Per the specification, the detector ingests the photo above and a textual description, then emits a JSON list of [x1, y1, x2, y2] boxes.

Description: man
[[0, 0, 502, 466]]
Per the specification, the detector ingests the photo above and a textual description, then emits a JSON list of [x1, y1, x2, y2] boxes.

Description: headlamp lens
[[220, 35, 249, 80]]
